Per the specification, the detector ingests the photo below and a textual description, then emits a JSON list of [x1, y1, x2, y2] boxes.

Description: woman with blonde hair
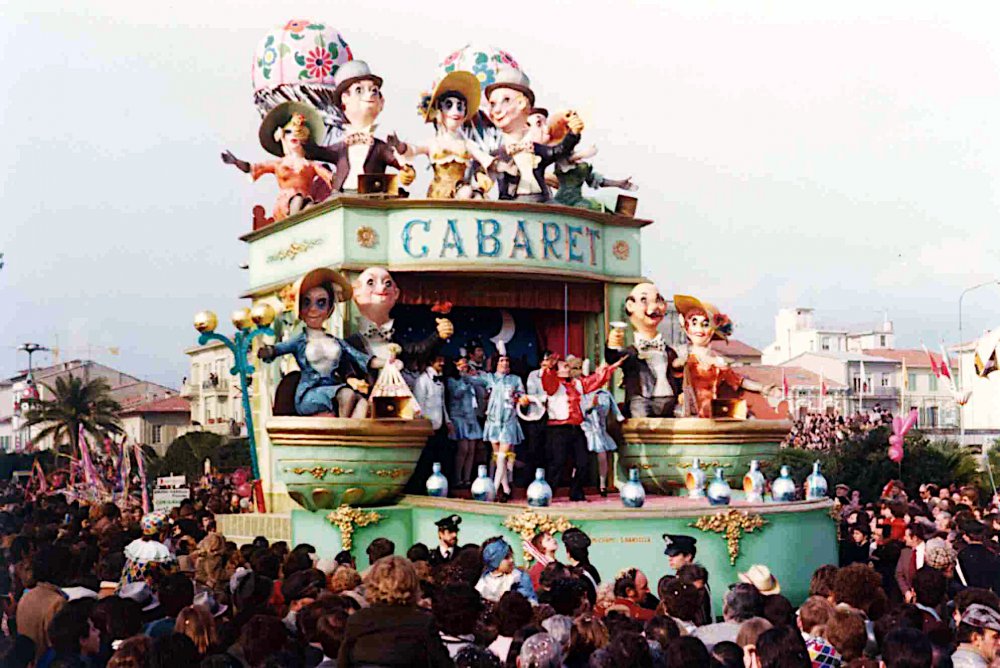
[[338, 556, 451, 667], [106, 636, 152, 668], [175, 604, 218, 658]]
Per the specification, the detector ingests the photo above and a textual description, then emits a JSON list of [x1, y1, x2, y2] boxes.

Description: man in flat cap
[[953, 603, 1000, 667], [429, 515, 462, 567]]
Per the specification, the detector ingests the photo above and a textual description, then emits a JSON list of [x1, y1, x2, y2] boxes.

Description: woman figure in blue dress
[[447, 357, 483, 489], [258, 267, 371, 417], [465, 345, 528, 503], [582, 371, 625, 497]]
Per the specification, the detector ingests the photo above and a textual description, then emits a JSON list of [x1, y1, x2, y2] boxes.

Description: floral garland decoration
[[689, 509, 767, 566], [326, 505, 382, 552], [502, 509, 574, 562]]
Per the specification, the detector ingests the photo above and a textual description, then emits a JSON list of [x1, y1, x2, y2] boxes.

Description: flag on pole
[[902, 358, 909, 390], [820, 372, 828, 397], [134, 442, 150, 514], [922, 344, 940, 377], [781, 368, 789, 400], [939, 344, 954, 385], [77, 425, 105, 493], [33, 459, 47, 494]]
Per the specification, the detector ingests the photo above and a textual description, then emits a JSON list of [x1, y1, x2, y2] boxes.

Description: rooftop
[[862, 348, 943, 369], [740, 365, 847, 389], [118, 395, 190, 415], [711, 339, 762, 358]]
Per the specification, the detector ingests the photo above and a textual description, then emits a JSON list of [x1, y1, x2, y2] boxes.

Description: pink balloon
[[889, 435, 903, 448], [888, 446, 904, 463], [232, 468, 249, 486], [892, 416, 902, 434], [236, 482, 253, 498]]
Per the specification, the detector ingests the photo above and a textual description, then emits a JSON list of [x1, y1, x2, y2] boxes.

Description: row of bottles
[[688, 458, 828, 505], [426, 459, 829, 507]]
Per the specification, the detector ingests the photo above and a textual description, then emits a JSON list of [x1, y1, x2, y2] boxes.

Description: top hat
[[292, 267, 353, 320], [484, 67, 535, 107], [425, 71, 481, 122], [435, 514, 462, 533], [662, 533, 698, 557], [333, 60, 384, 107], [258, 101, 325, 158]]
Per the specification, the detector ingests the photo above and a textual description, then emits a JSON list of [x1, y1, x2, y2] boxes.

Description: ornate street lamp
[[193, 304, 275, 481]]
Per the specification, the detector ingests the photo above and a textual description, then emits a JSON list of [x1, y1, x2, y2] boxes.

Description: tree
[[23, 375, 123, 456], [147, 432, 252, 481]]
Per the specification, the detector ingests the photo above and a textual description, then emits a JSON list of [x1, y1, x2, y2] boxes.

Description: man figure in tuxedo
[[410, 354, 454, 491], [606, 282, 681, 418]]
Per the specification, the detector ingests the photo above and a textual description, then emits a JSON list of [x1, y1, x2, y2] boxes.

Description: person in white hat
[[307, 60, 415, 193], [738, 565, 781, 596], [484, 67, 585, 202]]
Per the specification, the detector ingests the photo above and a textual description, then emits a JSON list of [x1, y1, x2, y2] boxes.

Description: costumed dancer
[[222, 102, 333, 222], [541, 355, 625, 502], [258, 268, 371, 417], [582, 372, 626, 497], [428, 514, 462, 568], [307, 61, 416, 193], [447, 358, 483, 489], [120, 512, 176, 586], [527, 108, 636, 211], [475, 538, 536, 603], [412, 353, 454, 491], [407, 70, 495, 199], [517, 350, 554, 488], [606, 282, 681, 418], [464, 343, 528, 503], [674, 295, 778, 418], [484, 68, 584, 202], [347, 267, 453, 387]]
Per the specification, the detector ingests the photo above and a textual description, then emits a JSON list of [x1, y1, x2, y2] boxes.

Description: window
[[822, 337, 830, 351], [908, 373, 917, 390], [881, 374, 890, 387], [152, 425, 162, 444], [0, 436, 9, 451], [928, 374, 938, 392], [853, 377, 861, 392], [880, 335, 887, 347]]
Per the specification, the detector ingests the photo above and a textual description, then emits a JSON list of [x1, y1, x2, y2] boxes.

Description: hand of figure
[[517, 395, 532, 406], [257, 345, 276, 362], [346, 378, 370, 395], [436, 318, 454, 340], [386, 133, 408, 155], [621, 177, 637, 191], [565, 111, 585, 135], [221, 150, 251, 173], [607, 329, 626, 350], [398, 164, 416, 186], [475, 171, 493, 193], [609, 355, 628, 370]]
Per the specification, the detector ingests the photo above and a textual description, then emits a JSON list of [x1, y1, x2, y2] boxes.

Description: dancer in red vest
[[541, 355, 626, 501]]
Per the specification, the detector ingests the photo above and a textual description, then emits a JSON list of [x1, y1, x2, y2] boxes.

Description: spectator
[[338, 556, 451, 667], [175, 604, 218, 658], [565, 614, 608, 668], [882, 627, 932, 668], [694, 582, 763, 650], [754, 626, 811, 668], [39, 599, 101, 667], [517, 632, 562, 668], [107, 636, 153, 668], [952, 603, 1000, 668], [489, 591, 534, 662], [826, 609, 867, 663], [315, 610, 349, 668], [433, 583, 482, 658], [664, 636, 711, 668], [17, 545, 71, 661], [476, 539, 536, 604]]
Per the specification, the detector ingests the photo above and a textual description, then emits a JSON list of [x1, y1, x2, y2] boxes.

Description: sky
[[2, 1, 999, 388]]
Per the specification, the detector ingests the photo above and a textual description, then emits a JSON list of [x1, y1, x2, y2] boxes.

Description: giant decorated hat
[[252, 20, 353, 93], [424, 70, 482, 122], [258, 101, 325, 157], [435, 44, 523, 104]]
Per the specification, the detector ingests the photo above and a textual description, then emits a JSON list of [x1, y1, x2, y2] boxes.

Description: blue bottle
[[526, 468, 553, 507], [707, 468, 732, 506], [806, 461, 829, 500], [426, 462, 448, 498], [621, 468, 646, 508], [470, 465, 496, 502], [772, 465, 796, 502]]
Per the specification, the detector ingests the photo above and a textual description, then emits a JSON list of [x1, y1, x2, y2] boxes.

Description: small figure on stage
[[541, 355, 625, 502], [221, 102, 334, 222], [606, 282, 681, 418], [306, 60, 415, 194], [258, 268, 371, 417], [582, 379, 625, 497], [448, 358, 483, 489], [674, 295, 778, 418], [517, 350, 555, 487], [348, 266, 454, 385], [484, 68, 584, 203], [464, 344, 528, 503], [428, 514, 462, 568], [411, 354, 454, 490]]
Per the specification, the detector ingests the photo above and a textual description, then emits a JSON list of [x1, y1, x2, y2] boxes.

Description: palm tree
[[23, 375, 123, 455]]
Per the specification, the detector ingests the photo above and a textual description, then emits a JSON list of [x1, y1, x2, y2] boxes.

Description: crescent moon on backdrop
[[490, 310, 516, 345]]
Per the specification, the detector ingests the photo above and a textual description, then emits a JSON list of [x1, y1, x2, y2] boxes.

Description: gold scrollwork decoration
[[677, 461, 729, 470], [372, 468, 407, 479], [326, 505, 382, 552], [690, 509, 768, 565], [266, 238, 324, 263], [503, 510, 575, 562], [288, 466, 355, 479]]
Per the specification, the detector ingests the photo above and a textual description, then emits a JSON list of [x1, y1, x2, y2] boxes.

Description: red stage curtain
[[394, 275, 603, 313], [534, 311, 586, 358]]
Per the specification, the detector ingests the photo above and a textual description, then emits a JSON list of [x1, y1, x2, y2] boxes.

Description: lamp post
[[192, 304, 275, 481], [958, 280, 1000, 444], [17, 343, 49, 450]]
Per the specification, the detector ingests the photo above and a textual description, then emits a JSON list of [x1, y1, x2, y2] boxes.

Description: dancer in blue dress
[[582, 383, 625, 497], [447, 358, 483, 488], [465, 347, 527, 503]]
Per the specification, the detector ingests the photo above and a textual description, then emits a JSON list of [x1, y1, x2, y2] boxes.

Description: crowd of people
[[784, 409, 892, 450], [3, 474, 1000, 667]]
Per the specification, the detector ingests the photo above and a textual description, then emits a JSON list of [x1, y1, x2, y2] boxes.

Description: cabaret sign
[[398, 216, 604, 267]]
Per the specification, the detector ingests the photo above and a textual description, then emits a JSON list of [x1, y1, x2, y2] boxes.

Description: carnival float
[[204, 23, 837, 609]]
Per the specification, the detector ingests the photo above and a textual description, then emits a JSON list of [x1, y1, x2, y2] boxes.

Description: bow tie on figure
[[344, 132, 375, 147], [364, 321, 395, 341], [635, 335, 666, 357]]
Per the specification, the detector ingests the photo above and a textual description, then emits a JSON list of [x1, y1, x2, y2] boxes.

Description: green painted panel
[[248, 210, 345, 289]]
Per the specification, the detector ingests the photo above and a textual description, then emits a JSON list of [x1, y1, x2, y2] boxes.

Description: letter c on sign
[[402, 219, 430, 258]]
